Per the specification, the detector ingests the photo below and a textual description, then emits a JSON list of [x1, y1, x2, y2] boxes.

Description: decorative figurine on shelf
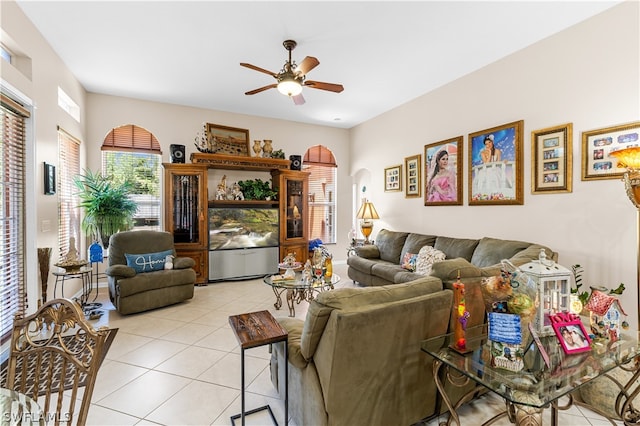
[[252, 140, 262, 157], [215, 175, 227, 200], [65, 237, 79, 262], [231, 182, 244, 200], [302, 260, 312, 284], [262, 140, 273, 158], [452, 272, 470, 352], [55, 237, 88, 273]]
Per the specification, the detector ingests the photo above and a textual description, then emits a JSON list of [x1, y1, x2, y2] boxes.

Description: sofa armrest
[[430, 257, 482, 281], [173, 256, 195, 269], [105, 264, 136, 278], [354, 245, 381, 259], [276, 317, 308, 369]]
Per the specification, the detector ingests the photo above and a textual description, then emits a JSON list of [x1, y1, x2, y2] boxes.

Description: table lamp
[[356, 199, 379, 244], [609, 143, 640, 340]]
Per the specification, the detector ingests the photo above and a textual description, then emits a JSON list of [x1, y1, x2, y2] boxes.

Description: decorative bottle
[[324, 255, 333, 283]]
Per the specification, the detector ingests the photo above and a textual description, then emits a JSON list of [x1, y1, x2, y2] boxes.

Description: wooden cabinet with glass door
[[163, 163, 208, 284], [271, 170, 310, 264]]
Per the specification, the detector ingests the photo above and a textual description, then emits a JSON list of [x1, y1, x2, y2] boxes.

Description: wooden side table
[[228, 310, 288, 426]]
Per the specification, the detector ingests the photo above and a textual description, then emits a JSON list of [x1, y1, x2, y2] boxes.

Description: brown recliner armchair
[[105, 230, 196, 314]]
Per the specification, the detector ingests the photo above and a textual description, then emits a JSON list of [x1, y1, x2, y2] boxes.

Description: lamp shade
[[356, 200, 380, 220], [610, 144, 640, 170], [277, 78, 302, 96]]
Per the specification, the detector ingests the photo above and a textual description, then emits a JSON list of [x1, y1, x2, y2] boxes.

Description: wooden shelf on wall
[[191, 153, 291, 171], [208, 200, 279, 208]]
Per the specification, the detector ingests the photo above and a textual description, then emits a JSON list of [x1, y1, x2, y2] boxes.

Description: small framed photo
[[468, 120, 524, 205], [404, 154, 421, 198], [424, 136, 463, 206], [384, 165, 402, 192], [531, 123, 572, 194], [205, 123, 250, 157], [581, 121, 640, 181], [551, 314, 591, 355], [44, 162, 56, 195]]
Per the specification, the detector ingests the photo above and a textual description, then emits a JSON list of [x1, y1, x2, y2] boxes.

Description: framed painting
[[384, 165, 402, 192], [550, 313, 591, 355], [404, 154, 421, 198], [44, 162, 56, 195], [531, 123, 573, 194], [468, 120, 524, 205], [205, 123, 250, 156], [424, 136, 463, 206], [581, 121, 640, 181]]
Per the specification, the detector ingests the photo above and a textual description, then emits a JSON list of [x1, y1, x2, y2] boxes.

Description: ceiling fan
[[240, 40, 344, 105]]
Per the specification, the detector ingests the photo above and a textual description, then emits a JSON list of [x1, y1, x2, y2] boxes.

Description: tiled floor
[[83, 263, 618, 425]]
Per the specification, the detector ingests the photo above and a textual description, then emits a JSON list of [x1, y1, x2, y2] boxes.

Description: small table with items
[[228, 310, 288, 426], [263, 273, 339, 317], [53, 266, 103, 319], [421, 323, 640, 426]]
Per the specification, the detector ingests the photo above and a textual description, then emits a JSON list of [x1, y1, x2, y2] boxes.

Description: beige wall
[[1, 0, 88, 307], [350, 1, 640, 330]]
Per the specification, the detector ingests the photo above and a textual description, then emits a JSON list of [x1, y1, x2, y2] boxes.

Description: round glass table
[[263, 273, 340, 317]]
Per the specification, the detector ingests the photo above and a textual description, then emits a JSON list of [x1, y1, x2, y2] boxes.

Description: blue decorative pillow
[[125, 249, 173, 273]]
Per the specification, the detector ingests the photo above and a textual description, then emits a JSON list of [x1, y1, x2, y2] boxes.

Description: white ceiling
[[16, 1, 621, 129]]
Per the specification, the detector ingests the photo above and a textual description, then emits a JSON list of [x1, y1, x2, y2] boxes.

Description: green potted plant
[[237, 178, 278, 201], [74, 169, 138, 248]]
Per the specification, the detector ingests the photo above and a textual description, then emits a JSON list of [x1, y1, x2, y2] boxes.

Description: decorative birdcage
[[520, 248, 572, 336]]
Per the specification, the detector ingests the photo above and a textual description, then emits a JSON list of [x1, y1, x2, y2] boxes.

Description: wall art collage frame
[[381, 120, 639, 206]]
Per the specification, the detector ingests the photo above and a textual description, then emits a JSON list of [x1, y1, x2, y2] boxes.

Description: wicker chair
[[4, 298, 112, 425]]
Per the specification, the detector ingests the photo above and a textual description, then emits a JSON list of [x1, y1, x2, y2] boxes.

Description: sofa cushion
[[416, 246, 446, 275], [316, 279, 443, 310], [114, 268, 196, 297], [400, 233, 437, 261], [125, 249, 173, 273], [353, 244, 380, 259], [434, 236, 479, 261], [430, 257, 483, 281], [375, 229, 409, 264], [470, 237, 533, 267], [300, 302, 334, 360], [400, 252, 418, 271], [371, 262, 405, 283]]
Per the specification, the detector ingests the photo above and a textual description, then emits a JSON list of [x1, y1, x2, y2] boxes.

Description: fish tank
[[209, 207, 279, 250]]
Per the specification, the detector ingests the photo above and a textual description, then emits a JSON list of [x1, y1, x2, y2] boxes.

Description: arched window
[[303, 145, 337, 244], [101, 125, 162, 231]]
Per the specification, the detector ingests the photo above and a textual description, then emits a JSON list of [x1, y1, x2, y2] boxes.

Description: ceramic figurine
[[252, 140, 262, 157], [215, 175, 227, 200], [262, 140, 273, 158], [231, 182, 244, 200], [164, 255, 174, 270]]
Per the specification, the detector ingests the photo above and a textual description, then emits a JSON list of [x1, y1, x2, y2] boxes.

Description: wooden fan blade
[[245, 84, 277, 95], [240, 63, 278, 78], [304, 80, 344, 93], [292, 93, 305, 105], [297, 56, 319, 76]]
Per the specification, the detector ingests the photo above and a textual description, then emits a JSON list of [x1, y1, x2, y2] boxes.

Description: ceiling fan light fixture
[[277, 78, 303, 97]]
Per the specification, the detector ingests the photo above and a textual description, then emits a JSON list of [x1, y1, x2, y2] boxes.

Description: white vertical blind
[[0, 93, 28, 343], [58, 127, 81, 259]]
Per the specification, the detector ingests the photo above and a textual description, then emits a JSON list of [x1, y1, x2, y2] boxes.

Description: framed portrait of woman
[[468, 120, 524, 205], [424, 136, 463, 206], [551, 315, 591, 355]]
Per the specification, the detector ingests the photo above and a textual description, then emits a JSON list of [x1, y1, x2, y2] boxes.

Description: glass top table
[[263, 272, 339, 317], [421, 323, 640, 425]]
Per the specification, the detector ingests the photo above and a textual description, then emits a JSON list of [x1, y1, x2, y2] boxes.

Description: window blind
[[102, 124, 161, 154], [0, 94, 27, 343], [58, 127, 81, 258], [303, 145, 337, 244]]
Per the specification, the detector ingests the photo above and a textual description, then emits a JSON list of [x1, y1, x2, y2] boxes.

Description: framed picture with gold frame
[[404, 155, 421, 198], [384, 165, 402, 192], [468, 120, 524, 205], [205, 123, 250, 156], [531, 123, 572, 194], [581, 121, 640, 181], [424, 136, 463, 206]]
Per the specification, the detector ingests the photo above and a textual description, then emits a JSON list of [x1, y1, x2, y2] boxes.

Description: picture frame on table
[[205, 123, 250, 156], [551, 314, 591, 355], [424, 136, 463, 206], [404, 154, 422, 198], [581, 121, 640, 181], [384, 165, 402, 192], [531, 123, 573, 194], [44, 162, 56, 195], [468, 120, 524, 205]]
